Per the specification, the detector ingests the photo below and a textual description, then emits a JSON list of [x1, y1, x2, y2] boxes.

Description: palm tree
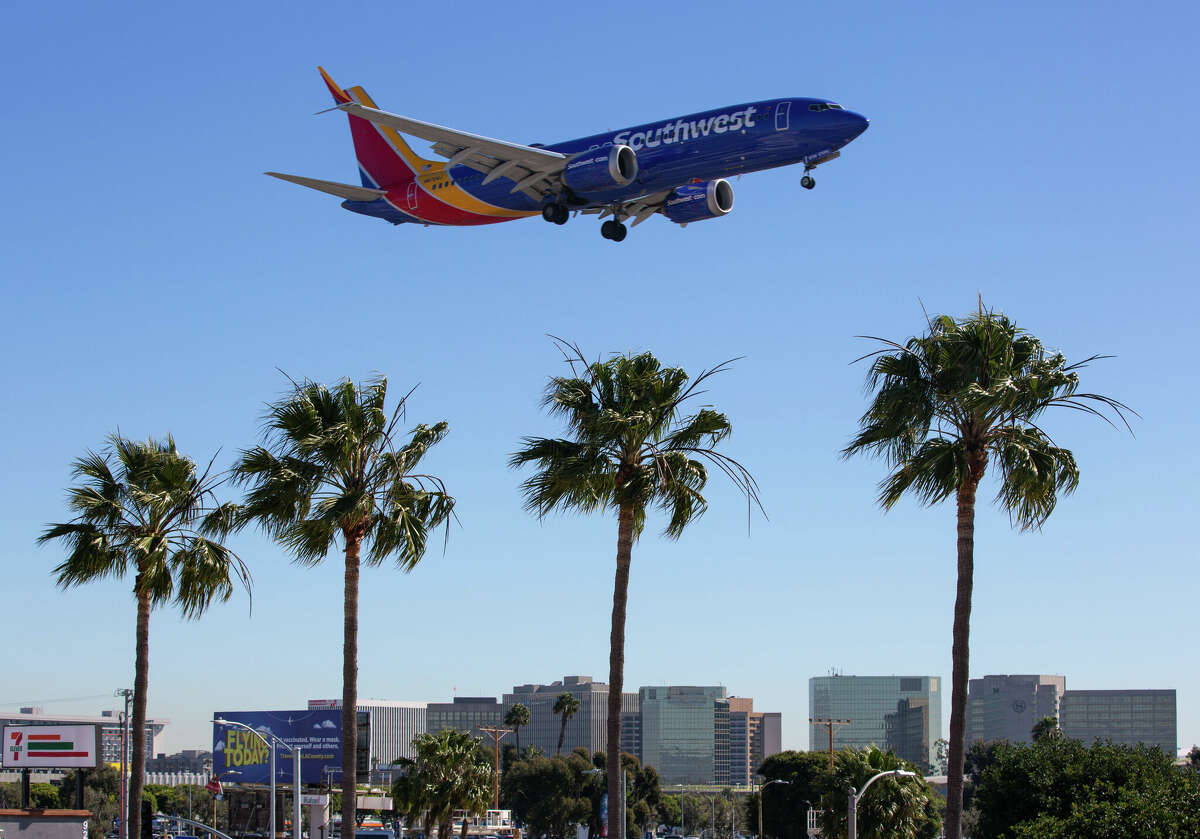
[[843, 306, 1132, 839], [234, 376, 454, 833], [552, 693, 580, 755], [512, 342, 759, 839], [504, 703, 530, 753], [393, 730, 493, 839], [39, 435, 249, 839]]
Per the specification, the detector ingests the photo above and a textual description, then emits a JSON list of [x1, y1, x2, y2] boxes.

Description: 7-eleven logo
[[9, 731, 23, 762]]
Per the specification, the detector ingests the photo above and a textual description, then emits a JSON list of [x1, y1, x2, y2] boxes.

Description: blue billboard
[[212, 710, 344, 785]]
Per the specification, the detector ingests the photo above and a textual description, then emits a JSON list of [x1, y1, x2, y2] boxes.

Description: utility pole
[[477, 727, 511, 809], [808, 718, 850, 771], [115, 689, 133, 839]]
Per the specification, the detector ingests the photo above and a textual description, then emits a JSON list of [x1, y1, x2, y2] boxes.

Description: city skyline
[[3, 0, 1196, 771]]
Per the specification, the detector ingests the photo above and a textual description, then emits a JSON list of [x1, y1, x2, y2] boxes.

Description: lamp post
[[756, 779, 788, 839], [215, 718, 303, 839], [846, 769, 916, 839]]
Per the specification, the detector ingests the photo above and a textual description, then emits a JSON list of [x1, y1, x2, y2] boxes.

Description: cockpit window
[[808, 103, 845, 111]]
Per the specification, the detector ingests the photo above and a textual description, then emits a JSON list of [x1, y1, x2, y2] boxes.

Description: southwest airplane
[[267, 68, 869, 242]]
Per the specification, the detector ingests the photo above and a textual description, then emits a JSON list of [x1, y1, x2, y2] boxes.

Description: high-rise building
[[965, 674, 1066, 745], [639, 686, 729, 785], [308, 698, 427, 781], [426, 697, 503, 737], [725, 698, 782, 785], [1060, 689, 1177, 755], [808, 675, 942, 770], [503, 675, 637, 757], [620, 710, 641, 759], [0, 706, 166, 767], [752, 711, 782, 778]]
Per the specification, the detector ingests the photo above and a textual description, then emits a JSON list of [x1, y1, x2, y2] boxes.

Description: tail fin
[[318, 66, 425, 189]]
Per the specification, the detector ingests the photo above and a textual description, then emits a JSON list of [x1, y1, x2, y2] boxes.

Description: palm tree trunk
[[607, 502, 635, 839], [342, 537, 361, 836], [128, 586, 151, 839], [514, 726, 520, 754], [557, 717, 567, 755], [944, 471, 981, 839]]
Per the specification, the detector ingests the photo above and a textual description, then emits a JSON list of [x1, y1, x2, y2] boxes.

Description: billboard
[[3, 725, 100, 768], [213, 710, 366, 785]]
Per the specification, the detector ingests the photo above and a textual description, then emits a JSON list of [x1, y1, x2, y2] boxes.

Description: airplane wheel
[[801, 175, 815, 190], [601, 220, 627, 242], [553, 204, 569, 225], [542, 205, 558, 223]]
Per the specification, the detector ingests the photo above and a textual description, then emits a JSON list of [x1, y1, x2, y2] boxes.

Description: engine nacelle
[[562, 145, 638, 196], [662, 179, 734, 224]]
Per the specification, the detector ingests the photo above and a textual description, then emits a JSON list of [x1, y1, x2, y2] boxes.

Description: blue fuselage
[[457, 97, 867, 210]]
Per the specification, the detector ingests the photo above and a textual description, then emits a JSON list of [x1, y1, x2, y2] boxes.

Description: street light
[[214, 718, 302, 839], [846, 769, 916, 839], [756, 779, 788, 839]]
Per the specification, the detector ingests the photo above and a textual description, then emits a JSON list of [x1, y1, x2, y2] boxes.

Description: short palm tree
[[512, 342, 759, 839], [552, 693, 580, 755], [505, 703, 530, 753], [843, 306, 1132, 839], [39, 435, 249, 839], [234, 376, 454, 832], [393, 729, 494, 839]]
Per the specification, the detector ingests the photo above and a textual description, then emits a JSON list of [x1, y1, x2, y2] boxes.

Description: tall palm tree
[[552, 693, 580, 755], [234, 376, 454, 833], [843, 306, 1132, 839], [504, 703, 530, 753], [512, 342, 759, 839], [39, 435, 249, 839]]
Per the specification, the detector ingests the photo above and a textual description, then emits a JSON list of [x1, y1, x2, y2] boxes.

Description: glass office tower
[[808, 675, 942, 770]]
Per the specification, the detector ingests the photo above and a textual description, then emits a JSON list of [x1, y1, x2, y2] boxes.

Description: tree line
[[39, 307, 1134, 839]]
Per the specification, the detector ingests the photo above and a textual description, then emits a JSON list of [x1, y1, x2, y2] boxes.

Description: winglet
[[318, 66, 351, 104]]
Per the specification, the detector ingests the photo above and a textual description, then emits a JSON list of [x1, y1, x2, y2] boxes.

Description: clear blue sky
[[3, 0, 1196, 758]]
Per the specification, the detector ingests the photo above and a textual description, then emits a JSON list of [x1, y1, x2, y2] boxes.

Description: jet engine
[[562, 145, 638, 195], [662, 179, 734, 224]]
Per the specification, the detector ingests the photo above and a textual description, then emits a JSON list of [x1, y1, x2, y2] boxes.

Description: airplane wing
[[266, 172, 388, 202], [584, 190, 675, 227], [336, 102, 569, 198]]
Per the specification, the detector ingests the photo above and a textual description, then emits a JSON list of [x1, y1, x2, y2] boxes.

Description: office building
[[503, 675, 637, 757], [310, 698, 427, 781], [808, 675, 941, 770], [0, 706, 166, 766], [752, 711, 782, 778], [639, 686, 729, 785], [426, 697, 503, 737], [965, 674, 1066, 745], [147, 749, 211, 773], [1060, 689, 1177, 755], [726, 698, 782, 785]]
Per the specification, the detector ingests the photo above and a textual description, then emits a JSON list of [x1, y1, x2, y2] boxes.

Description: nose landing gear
[[801, 175, 816, 190]]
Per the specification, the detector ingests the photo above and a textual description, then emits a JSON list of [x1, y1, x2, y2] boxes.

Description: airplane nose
[[843, 110, 869, 139]]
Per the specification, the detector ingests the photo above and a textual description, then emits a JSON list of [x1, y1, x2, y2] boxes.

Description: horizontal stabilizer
[[265, 172, 388, 202]]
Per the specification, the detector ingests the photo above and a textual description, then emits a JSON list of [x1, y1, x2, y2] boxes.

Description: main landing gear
[[541, 203, 569, 225], [801, 174, 816, 190], [600, 220, 628, 242]]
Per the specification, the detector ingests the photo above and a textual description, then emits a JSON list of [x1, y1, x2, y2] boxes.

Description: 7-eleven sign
[[3, 725, 100, 768]]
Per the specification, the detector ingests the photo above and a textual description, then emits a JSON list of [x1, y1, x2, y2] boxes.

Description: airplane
[[267, 68, 869, 242]]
